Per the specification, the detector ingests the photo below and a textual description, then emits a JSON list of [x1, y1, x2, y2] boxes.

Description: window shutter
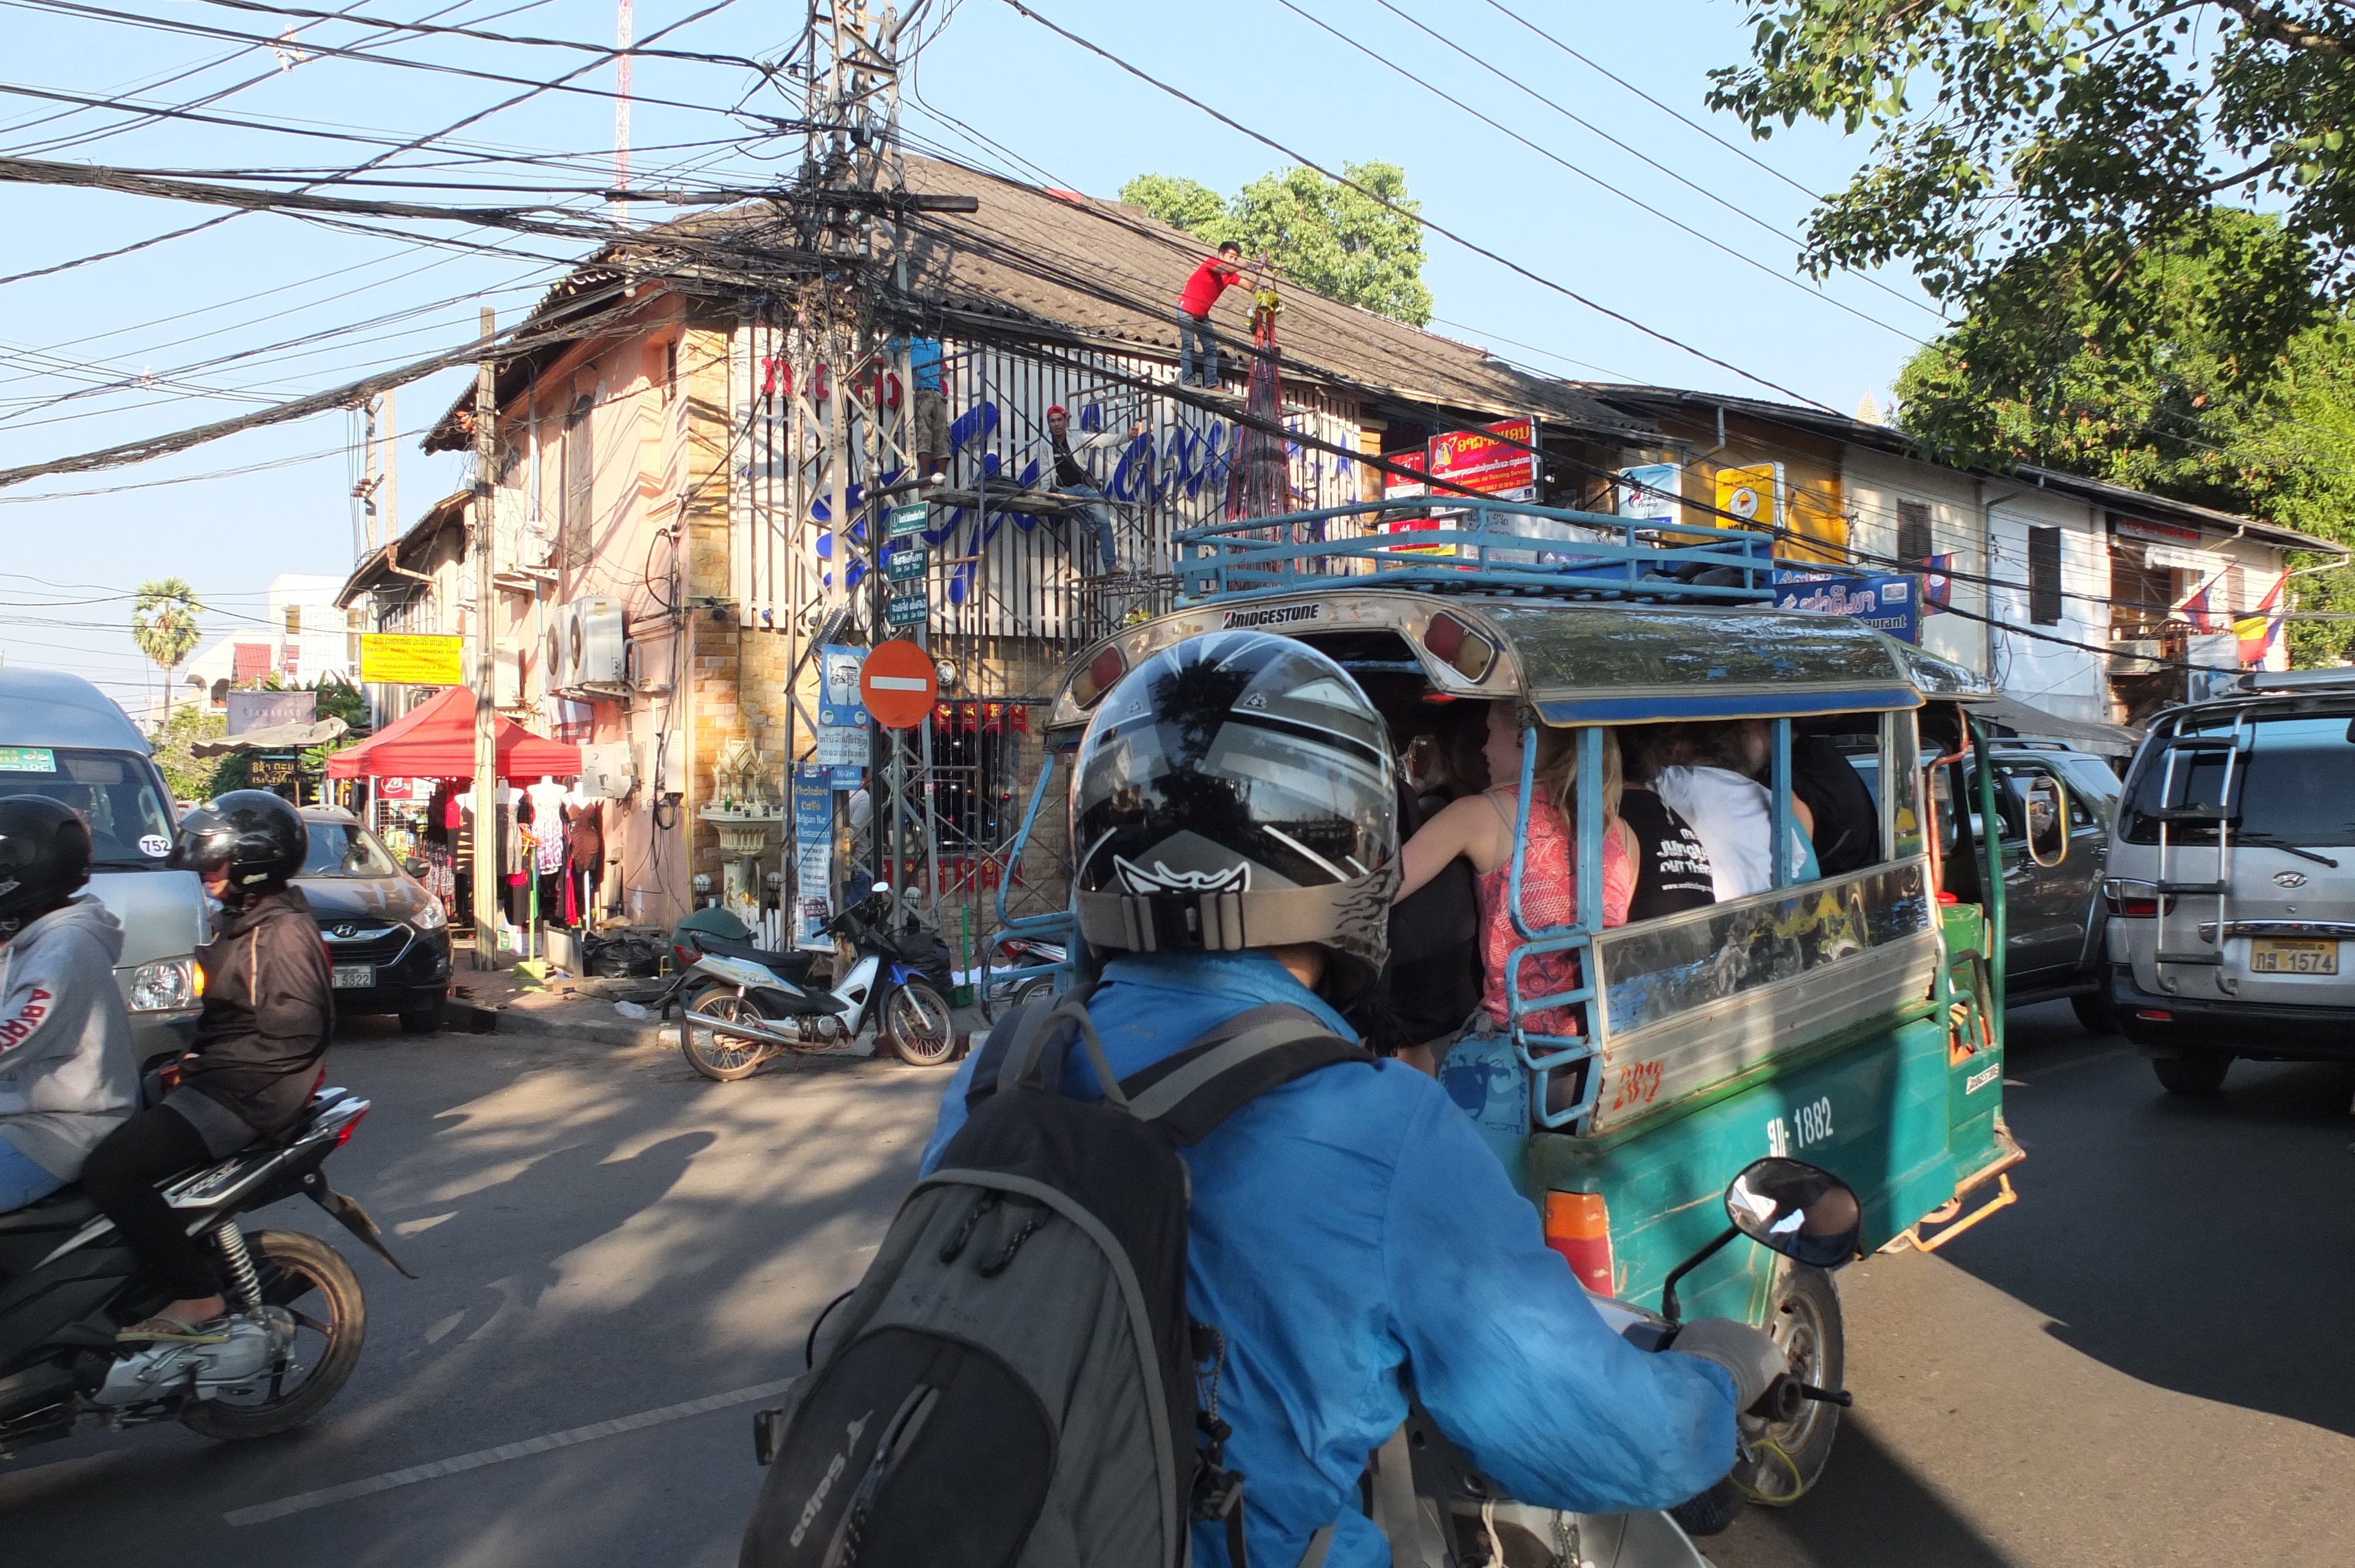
[[1896, 499, 1932, 562], [2028, 526, 2063, 624]]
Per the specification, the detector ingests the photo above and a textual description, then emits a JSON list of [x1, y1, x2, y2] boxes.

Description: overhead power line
[[9, 0, 797, 126], [994, 0, 1839, 413], [191, 0, 781, 69]]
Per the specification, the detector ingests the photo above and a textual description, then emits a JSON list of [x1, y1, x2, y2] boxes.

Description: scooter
[[0, 1086, 410, 1453], [678, 883, 957, 1079], [984, 932, 1066, 1012], [1376, 1157, 1859, 1567]]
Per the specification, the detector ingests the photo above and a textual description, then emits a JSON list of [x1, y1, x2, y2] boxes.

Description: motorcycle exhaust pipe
[[688, 1011, 811, 1051]]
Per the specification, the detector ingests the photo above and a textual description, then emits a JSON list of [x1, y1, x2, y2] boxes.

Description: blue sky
[[0, 0, 1941, 708]]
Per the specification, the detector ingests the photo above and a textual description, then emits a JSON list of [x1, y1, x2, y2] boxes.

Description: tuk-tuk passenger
[[1616, 748, 1718, 922], [1646, 721, 1819, 900], [1395, 704, 1633, 1067]]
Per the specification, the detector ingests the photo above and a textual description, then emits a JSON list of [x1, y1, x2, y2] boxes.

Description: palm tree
[[131, 577, 204, 725]]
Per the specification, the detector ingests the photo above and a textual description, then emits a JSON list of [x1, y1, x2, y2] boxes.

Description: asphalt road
[[1714, 1000, 2355, 1568], [6, 1001, 2354, 1566], [0, 1019, 946, 1568]]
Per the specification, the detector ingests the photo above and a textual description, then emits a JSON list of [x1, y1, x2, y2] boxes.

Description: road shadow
[[1714, 1416, 2015, 1567], [1939, 999, 2355, 1438]]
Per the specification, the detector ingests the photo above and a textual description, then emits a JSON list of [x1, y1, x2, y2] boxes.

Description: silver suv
[[2102, 670, 2355, 1094]]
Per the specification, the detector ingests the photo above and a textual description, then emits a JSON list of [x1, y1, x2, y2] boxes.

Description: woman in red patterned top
[[1393, 703, 1634, 1069]]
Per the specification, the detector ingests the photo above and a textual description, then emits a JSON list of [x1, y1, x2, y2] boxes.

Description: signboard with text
[[359, 633, 464, 686], [1772, 572, 1920, 643], [1426, 416, 1539, 501], [791, 763, 835, 949]]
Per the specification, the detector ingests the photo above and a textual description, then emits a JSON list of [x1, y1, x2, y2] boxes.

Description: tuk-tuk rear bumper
[[2108, 966, 2355, 1057]]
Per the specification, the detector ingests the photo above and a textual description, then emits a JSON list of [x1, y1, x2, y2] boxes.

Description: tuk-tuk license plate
[[2249, 939, 2338, 975], [332, 964, 374, 988]]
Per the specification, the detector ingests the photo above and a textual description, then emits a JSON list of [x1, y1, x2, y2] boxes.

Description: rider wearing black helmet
[[915, 633, 1775, 1567], [0, 796, 137, 1213], [84, 790, 334, 1338]]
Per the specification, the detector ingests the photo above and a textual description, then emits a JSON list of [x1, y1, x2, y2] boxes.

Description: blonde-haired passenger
[[1392, 703, 1634, 1073]]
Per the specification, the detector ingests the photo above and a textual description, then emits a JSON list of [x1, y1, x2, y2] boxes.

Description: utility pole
[[470, 305, 501, 967], [612, 0, 632, 197]]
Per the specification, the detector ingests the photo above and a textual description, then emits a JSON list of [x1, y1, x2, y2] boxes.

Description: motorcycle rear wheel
[[682, 991, 778, 1081], [180, 1230, 364, 1441], [885, 981, 957, 1067]]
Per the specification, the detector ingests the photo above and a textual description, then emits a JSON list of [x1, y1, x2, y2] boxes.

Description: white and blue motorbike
[[676, 883, 956, 1078]]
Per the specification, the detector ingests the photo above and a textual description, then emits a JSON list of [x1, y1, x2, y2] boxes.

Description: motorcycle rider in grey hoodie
[[0, 795, 137, 1211]]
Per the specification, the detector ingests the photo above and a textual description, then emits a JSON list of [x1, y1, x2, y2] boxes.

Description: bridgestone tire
[[2154, 1051, 2233, 1095], [681, 991, 775, 1082], [885, 981, 956, 1067], [1730, 1264, 1844, 1507], [180, 1230, 364, 1441]]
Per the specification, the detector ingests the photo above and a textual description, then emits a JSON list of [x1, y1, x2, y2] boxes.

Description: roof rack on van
[[2233, 667, 2355, 695], [1174, 497, 1777, 607]]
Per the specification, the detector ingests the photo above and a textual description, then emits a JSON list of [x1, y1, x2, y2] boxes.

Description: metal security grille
[[2028, 526, 2063, 624]]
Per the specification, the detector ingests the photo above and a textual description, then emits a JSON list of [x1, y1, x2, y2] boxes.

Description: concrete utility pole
[[471, 305, 501, 966]]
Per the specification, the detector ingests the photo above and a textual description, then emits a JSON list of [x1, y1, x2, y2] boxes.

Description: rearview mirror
[[1725, 1158, 1861, 1267]]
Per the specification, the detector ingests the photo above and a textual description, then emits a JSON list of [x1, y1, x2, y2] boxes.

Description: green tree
[[148, 705, 224, 803], [1709, 0, 2355, 346], [1120, 161, 1434, 327], [1892, 211, 2355, 665], [130, 577, 204, 724]]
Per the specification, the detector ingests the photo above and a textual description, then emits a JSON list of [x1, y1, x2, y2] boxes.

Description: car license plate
[[2249, 939, 2338, 975], [333, 964, 374, 988]]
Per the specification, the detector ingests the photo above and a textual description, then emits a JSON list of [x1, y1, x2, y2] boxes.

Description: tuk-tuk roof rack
[[1175, 498, 1777, 607]]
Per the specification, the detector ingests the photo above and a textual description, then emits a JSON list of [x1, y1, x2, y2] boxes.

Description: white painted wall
[[1840, 448, 1986, 674], [1984, 490, 2108, 725]]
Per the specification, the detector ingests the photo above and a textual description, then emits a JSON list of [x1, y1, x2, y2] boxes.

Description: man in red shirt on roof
[[1177, 240, 1243, 388]]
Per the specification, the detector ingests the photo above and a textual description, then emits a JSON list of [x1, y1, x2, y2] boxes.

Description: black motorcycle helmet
[[0, 795, 94, 938], [168, 789, 307, 902], [1071, 630, 1398, 1006]]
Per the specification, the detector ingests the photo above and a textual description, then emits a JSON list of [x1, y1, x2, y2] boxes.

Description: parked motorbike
[[984, 932, 1066, 1011], [0, 1087, 410, 1453], [678, 883, 957, 1079], [1380, 1158, 1859, 1567]]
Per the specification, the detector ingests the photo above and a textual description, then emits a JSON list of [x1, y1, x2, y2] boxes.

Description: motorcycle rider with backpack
[[82, 790, 331, 1341], [742, 633, 1786, 1568], [0, 796, 138, 1213]]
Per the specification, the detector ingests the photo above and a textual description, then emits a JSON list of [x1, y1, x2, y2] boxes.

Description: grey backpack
[[738, 994, 1369, 1568]]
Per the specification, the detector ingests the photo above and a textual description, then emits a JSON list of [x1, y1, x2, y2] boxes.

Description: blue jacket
[[920, 951, 1737, 1568]]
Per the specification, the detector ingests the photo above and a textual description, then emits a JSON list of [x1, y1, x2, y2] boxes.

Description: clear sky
[[0, 0, 1941, 712]]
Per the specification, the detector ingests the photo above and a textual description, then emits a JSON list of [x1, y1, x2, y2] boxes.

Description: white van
[[2102, 669, 2355, 1093], [0, 668, 206, 1062]]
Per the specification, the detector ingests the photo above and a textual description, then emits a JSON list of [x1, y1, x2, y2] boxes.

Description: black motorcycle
[[0, 1086, 409, 1451]]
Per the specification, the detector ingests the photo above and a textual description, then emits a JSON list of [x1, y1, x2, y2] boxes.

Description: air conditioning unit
[[570, 596, 626, 689], [544, 610, 576, 695], [578, 740, 636, 798]]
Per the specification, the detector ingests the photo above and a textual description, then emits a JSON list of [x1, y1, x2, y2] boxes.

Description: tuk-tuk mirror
[[1725, 1157, 1861, 1267], [2023, 772, 2068, 867]]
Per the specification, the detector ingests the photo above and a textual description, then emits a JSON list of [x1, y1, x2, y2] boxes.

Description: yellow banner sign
[[360, 633, 463, 686]]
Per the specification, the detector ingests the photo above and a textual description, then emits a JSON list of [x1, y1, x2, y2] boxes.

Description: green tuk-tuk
[[997, 497, 2021, 1503]]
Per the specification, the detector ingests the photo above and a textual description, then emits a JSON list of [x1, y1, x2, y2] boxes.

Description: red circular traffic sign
[[859, 639, 938, 730]]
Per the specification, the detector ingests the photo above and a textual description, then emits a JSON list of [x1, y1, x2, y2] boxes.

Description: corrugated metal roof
[[426, 155, 1653, 449]]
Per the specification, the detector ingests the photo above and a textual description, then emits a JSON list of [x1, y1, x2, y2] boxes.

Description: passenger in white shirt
[[1645, 721, 1818, 900]]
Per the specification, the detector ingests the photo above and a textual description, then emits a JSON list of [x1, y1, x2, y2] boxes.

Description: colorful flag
[[1923, 553, 1953, 613], [2181, 577, 2231, 632], [2234, 573, 2287, 666]]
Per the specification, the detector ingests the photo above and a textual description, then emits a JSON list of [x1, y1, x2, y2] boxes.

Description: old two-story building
[[337, 152, 2345, 938], [1581, 389, 2344, 729]]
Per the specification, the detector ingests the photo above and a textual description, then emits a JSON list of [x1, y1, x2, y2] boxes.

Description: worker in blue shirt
[[920, 631, 1784, 1568], [890, 334, 948, 478]]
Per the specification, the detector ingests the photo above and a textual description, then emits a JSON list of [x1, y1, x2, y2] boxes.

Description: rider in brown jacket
[[84, 790, 331, 1338]]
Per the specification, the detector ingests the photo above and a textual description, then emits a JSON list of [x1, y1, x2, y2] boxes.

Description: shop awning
[[191, 716, 349, 758], [324, 686, 580, 779], [1978, 694, 2143, 758]]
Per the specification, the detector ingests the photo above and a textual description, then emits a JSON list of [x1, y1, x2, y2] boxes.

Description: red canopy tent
[[326, 686, 581, 780]]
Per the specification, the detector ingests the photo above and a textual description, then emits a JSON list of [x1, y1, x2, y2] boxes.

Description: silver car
[[2101, 670, 2355, 1094], [0, 668, 206, 1062]]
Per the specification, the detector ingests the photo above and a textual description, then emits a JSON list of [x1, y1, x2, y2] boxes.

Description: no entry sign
[[859, 639, 937, 729]]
